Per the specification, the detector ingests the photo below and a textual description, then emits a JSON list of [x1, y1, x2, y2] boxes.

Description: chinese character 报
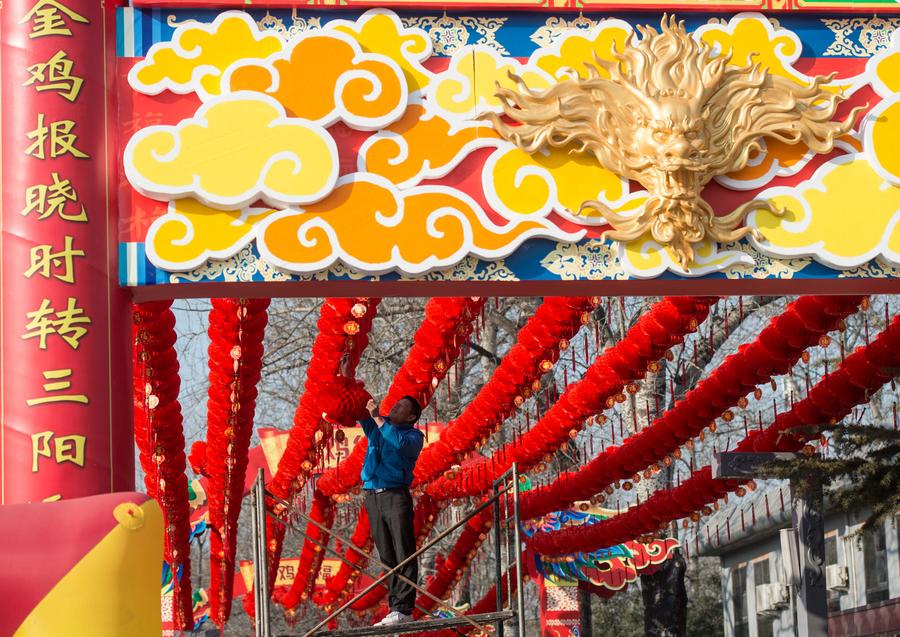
[[25, 114, 89, 159], [24, 50, 83, 102], [19, 0, 88, 39], [22, 172, 88, 221], [27, 368, 88, 406], [22, 297, 92, 350]]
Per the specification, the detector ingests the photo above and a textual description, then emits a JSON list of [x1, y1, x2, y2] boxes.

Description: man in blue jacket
[[361, 395, 425, 627]]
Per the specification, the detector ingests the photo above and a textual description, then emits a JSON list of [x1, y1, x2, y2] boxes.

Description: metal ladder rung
[[297, 611, 515, 637]]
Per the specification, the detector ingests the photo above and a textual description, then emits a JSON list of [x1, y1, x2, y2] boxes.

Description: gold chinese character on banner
[[26, 368, 88, 406], [24, 50, 83, 102], [25, 114, 88, 159], [25, 235, 84, 283], [22, 297, 91, 350], [31, 430, 86, 472], [22, 172, 88, 221], [19, 0, 88, 38]]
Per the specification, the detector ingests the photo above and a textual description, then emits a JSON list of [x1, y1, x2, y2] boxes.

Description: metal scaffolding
[[250, 466, 526, 637]]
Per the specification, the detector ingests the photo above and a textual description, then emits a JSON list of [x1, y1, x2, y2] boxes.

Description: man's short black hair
[[401, 395, 423, 423]]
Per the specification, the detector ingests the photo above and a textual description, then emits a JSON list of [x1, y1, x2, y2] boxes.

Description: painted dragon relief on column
[[121, 9, 900, 282]]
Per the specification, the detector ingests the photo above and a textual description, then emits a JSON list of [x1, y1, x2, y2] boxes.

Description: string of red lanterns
[[527, 314, 900, 555], [247, 298, 379, 619], [198, 298, 271, 626], [425, 296, 717, 499], [132, 301, 194, 631], [518, 295, 864, 520]]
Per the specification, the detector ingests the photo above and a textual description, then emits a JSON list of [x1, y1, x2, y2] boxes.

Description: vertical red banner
[[0, 0, 132, 503]]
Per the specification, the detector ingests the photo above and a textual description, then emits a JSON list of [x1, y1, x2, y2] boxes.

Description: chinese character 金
[[25, 235, 85, 283], [22, 297, 92, 350], [27, 368, 88, 406], [31, 430, 86, 472], [19, 0, 88, 39], [24, 50, 84, 102], [25, 114, 89, 160], [22, 172, 88, 222]]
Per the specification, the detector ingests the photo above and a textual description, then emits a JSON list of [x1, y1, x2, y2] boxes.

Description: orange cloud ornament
[[257, 175, 582, 275], [225, 31, 408, 130]]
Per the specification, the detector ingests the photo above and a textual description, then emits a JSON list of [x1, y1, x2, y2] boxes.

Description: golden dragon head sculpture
[[485, 15, 863, 267]]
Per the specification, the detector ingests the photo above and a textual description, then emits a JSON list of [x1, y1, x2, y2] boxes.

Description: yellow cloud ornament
[[865, 30, 900, 187], [146, 200, 273, 272], [747, 155, 900, 268], [619, 235, 754, 278], [530, 20, 633, 80], [124, 93, 339, 210], [431, 47, 553, 120], [128, 12, 283, 99], [481, 144, 631, 225]]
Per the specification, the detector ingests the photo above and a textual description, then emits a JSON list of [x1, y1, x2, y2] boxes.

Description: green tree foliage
[[768, 423, 900, 532]]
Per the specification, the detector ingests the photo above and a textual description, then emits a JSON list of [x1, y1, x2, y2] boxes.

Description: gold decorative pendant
[[485, 15, 863, 267]]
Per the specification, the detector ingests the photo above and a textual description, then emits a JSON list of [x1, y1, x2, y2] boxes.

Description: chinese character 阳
[[31, 430, 86, 472]]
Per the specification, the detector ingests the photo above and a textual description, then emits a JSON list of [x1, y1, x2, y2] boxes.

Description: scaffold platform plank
[[294, 610, 515, 636]]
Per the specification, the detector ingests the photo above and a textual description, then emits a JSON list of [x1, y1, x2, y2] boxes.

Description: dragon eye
[[652, 130, 667, 142]]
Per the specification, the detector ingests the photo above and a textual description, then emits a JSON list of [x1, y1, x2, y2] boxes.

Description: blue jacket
[[359, 417, 424, 490]]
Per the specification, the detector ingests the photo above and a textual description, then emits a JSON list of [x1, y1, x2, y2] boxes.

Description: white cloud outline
[[123, 91, 340, 210], [618, 236, 754, 279], [220, 28, 408, 131]]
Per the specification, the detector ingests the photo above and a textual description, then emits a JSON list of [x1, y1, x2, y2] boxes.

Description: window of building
[[754, 558, 776, 637], [863, 523, 889, 604], [733, 564, 749, 637], [825, 532, 845, 612]]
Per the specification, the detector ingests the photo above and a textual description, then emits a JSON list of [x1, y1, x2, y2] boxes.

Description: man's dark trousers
[[364, 487, 417, 615]]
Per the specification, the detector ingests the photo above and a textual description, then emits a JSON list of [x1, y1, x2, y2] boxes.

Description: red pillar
[[0, 0, 132, 503]]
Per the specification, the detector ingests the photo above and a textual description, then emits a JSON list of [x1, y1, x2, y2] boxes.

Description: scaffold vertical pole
[[493, 478, 505, 637], [511, 464, 526, 637], [252, 468, 271, 637]]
